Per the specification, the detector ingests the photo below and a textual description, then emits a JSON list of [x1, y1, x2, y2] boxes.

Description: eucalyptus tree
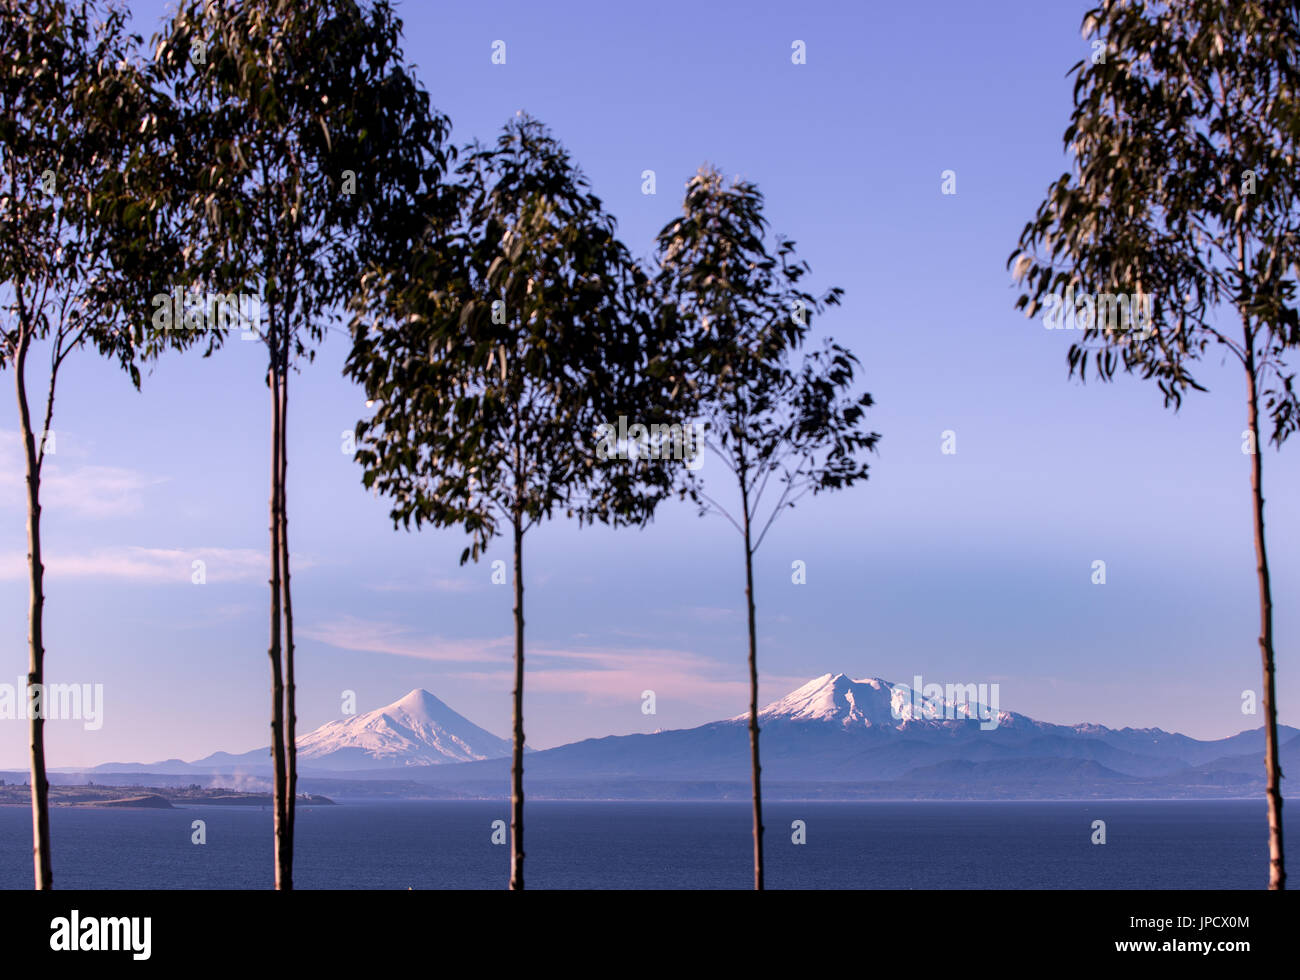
[[654, 167, 879, 889], [155, 0, 452, 889], [0, 0, 192, 889], [1008, 0, 1300, 889], [347, 114, 682, 890]]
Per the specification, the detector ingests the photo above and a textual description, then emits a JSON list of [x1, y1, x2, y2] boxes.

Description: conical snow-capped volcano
[[294, 689, 512, 769]]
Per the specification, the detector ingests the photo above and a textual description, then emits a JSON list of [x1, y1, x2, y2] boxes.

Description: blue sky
[[2, 0, 1297, 768]]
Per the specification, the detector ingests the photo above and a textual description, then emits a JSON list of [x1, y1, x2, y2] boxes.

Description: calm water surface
[[0, 799, 1283, 889]]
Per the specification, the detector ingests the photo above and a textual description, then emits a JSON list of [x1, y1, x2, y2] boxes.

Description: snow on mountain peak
[[295, 688, 511, 768], [738, 673, 1011, 731], [749, 673, 897, 727], [391, 688, 456, 722]]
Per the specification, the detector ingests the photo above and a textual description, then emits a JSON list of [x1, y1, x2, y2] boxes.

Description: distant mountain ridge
[[397, 673, 1300, 799], [66, 673, 1299, 800]]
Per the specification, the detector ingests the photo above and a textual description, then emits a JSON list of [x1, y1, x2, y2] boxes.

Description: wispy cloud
[[0, 431, 166, 518], [302, 614, 811, 709], [542, 650, 806, 707], [302, 615, 510, 663], [454, 645, 810, 710], [364, 576, 479, 594], [0, 546, 281, 584], [684, 605, 738, 623]]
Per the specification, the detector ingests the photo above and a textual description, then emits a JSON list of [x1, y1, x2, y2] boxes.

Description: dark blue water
[[0, 800, 1286, 889]]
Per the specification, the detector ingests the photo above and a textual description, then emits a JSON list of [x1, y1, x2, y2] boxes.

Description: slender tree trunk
[[510, 514, 526, 890], [740, 482, 764, 890], [279, 367, 297, 882], [14, 332, 52, 890], [267, 368, 289, 890], [1245, 353, 1285, 890]]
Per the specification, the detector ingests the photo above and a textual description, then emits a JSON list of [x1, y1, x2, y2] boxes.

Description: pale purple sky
[[2, 0, 1296, 768]]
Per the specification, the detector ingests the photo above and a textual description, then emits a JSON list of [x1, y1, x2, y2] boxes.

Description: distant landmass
[[11, 674, 1296, 800], [0, 783, 335, 808]]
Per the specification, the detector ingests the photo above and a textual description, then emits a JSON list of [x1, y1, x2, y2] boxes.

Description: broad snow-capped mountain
[[293, 689, 513, 769], [740, 672, 1010, 729], [401, 672, 1299, 798]]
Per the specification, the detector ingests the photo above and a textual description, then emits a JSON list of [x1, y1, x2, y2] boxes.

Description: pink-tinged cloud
[[452, 645, 811, 712], [0, 546, 290, 584], [364, 576, 478, 594], [301, 614, 812, 708], [302, 615, 511, 663], [0, 432, 166, 518], [683, 606, 739, 622]]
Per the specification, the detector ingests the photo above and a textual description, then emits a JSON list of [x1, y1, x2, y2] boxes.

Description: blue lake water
[[0, 799, 1287, 889]]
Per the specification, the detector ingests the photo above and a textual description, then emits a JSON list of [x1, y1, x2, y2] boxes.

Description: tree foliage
[[1, 0, 193, 890], [1009, 0, 1300, 439], [1009, 0, 1299, 890], [155, 0, 452, 889], [653, 166, 879, 889], [655, 167, 878, 548], [349, 114, 680, 556]]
